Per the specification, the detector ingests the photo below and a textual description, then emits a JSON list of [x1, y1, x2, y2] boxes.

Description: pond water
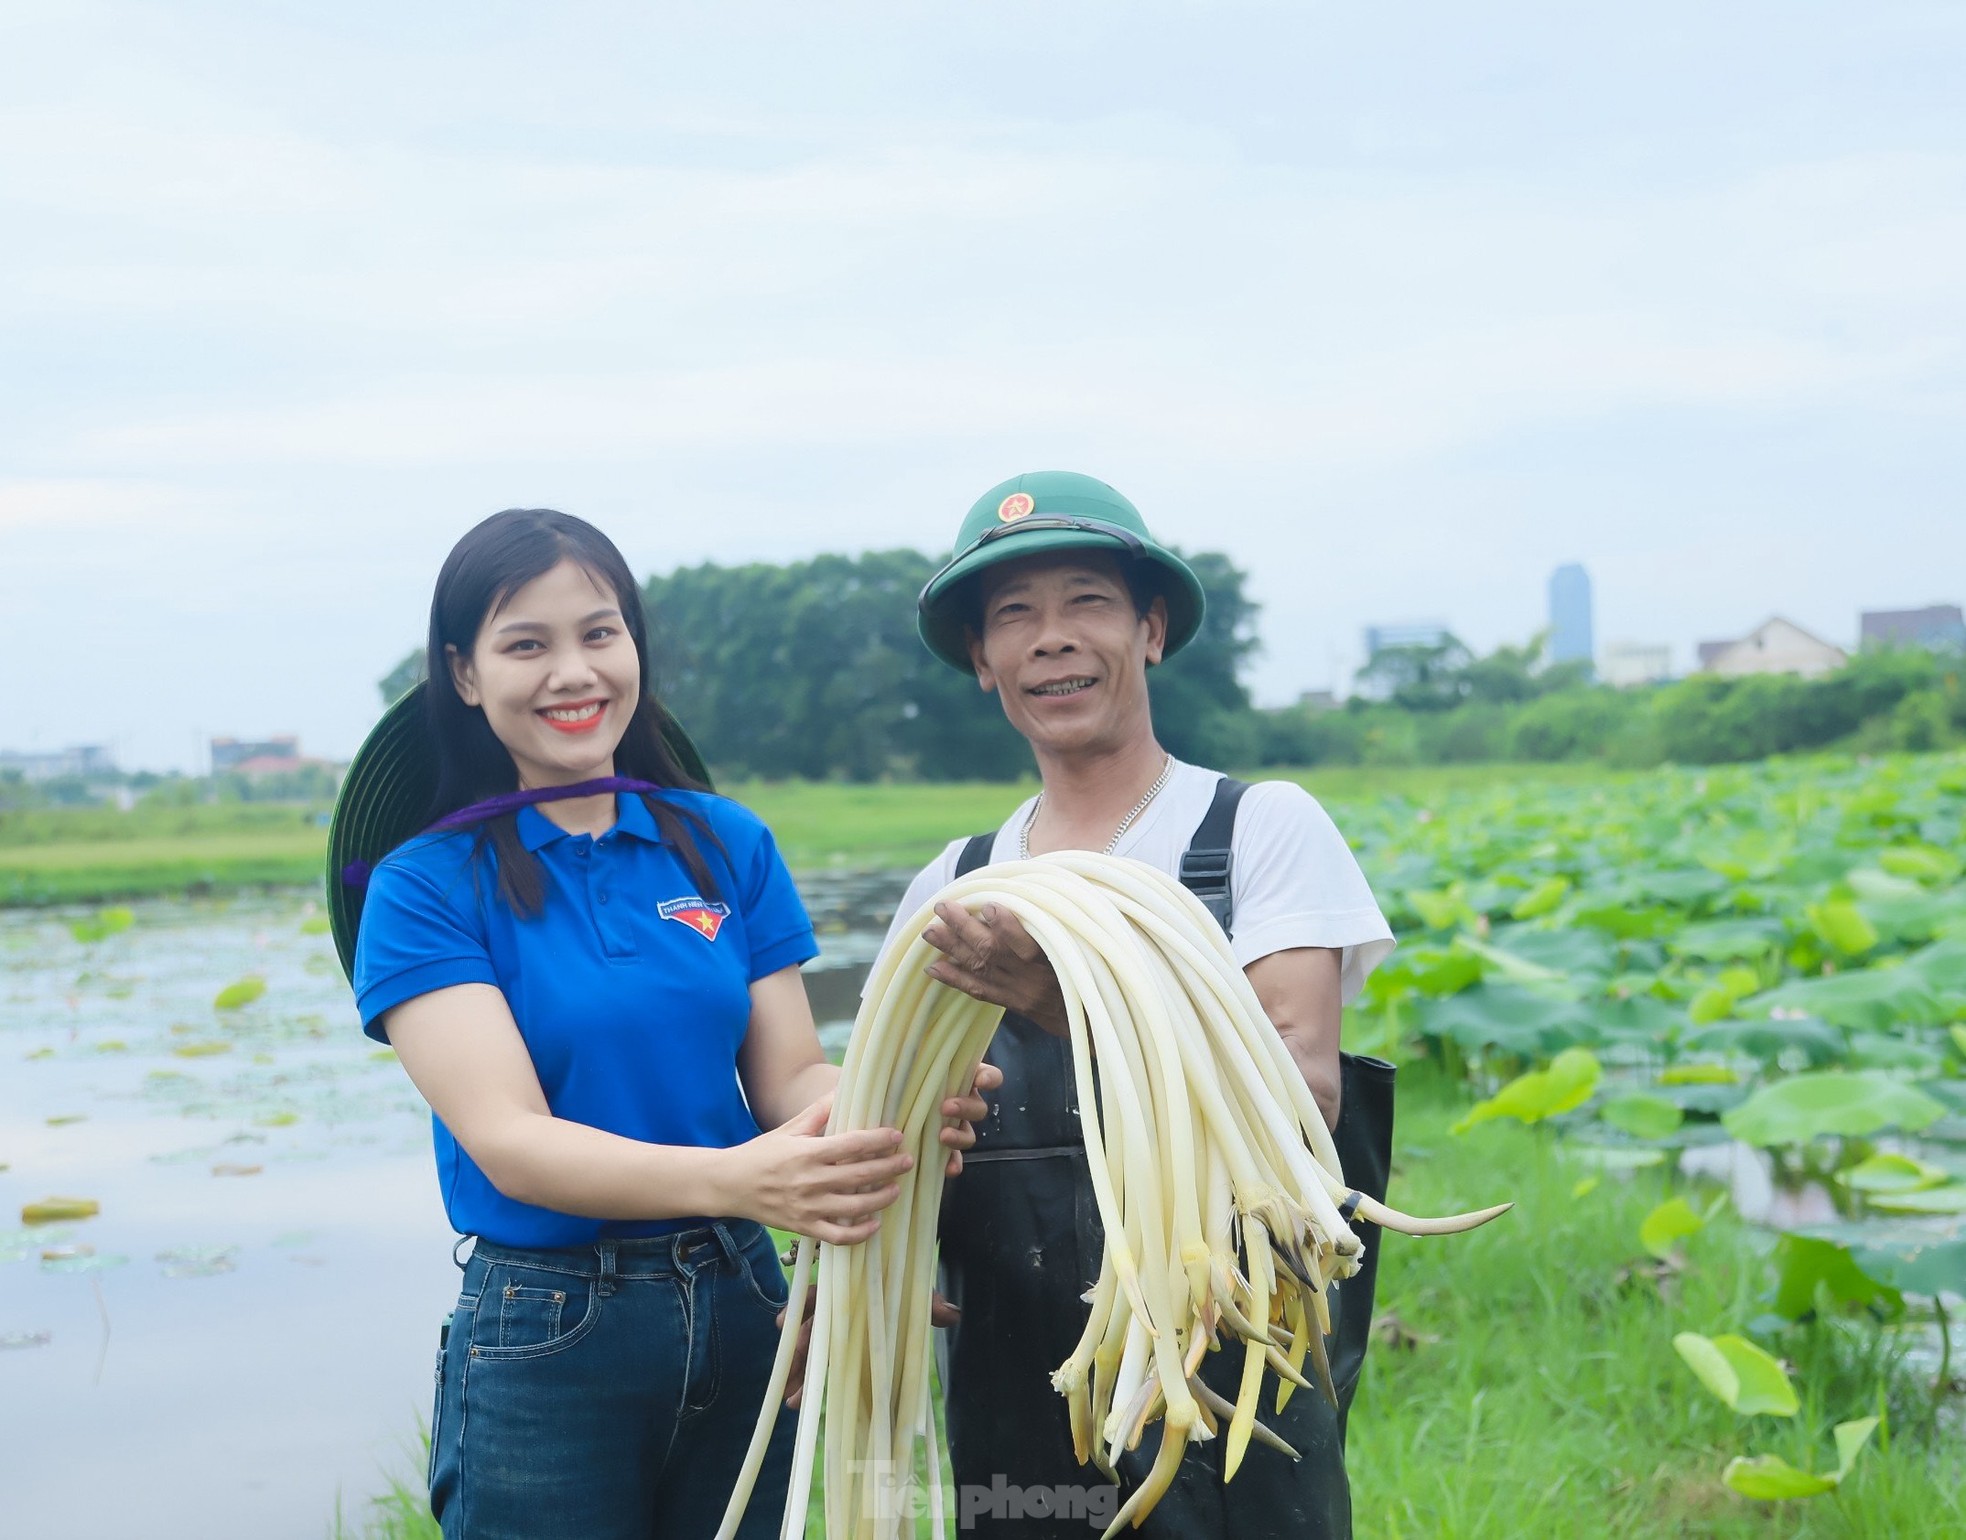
[[0, 873, 907, 1538]]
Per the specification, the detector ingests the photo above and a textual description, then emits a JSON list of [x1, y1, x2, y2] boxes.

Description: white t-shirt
[[869, 759, 1396, 1004]]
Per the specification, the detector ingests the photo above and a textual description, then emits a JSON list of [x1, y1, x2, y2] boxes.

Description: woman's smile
[[539, 698, 609, 733]]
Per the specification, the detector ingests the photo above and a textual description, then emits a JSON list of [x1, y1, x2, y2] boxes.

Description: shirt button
[[598, 892, 610, 905]]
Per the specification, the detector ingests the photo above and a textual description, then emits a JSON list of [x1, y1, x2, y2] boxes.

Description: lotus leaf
[[1723, 1415, 1878, 1501], [1879, 844, 1960, 884], [1681, 1016, 1846, 1067], [214, 977, 267, 1011], [1659, 1062, 1738, 1085], [1573, 904, 1679, 940], [1563, 1145, 1667, 1171], [1863, 892, 1966, 946], [1805, 899, 1880, 956], [1837, 1153, 1950, 1193], [1407, 886, 1476, 932], [1723, 1071, 1946, 1147], [1639, 1196, 1703, 1258], [1690, 966, 1763, 1024], [1601, 1094, 1684, 1141], [1451, 1047, 1601, 1134], [1906, 938, 1966, 994], [22, 1198, 99, 1224], [1486, 925, 1617, 980], [1794, 1218, 1966, 1298], [1420, 984, 1585, 1058], [1767, 1233, 1894, 1319], [1509, 876, 1570, 919], [1865, 1184, 1966, 1215], [1670, 917, 1787, 962], [1672, 1331, 1798, 1416], [1744, 968, 1946, 1032]]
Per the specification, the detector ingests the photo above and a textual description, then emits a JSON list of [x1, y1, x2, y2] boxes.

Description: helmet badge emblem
[[997, 492, 1036, 523]]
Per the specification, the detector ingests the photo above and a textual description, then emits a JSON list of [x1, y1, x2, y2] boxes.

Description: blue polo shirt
[[352, 790, 817, 1247]]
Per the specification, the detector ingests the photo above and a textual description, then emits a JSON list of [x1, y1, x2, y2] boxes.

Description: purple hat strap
[[341, 777, 664, 888]]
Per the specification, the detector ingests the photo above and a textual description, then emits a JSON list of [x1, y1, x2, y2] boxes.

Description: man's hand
[[922, 901, 1071, 1038], [779, 1288, 962, 1407], [936, 1060, 1004, 1176]]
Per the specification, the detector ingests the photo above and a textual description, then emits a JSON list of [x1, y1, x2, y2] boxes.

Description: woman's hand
[[719, 1095, 914, 1245], [922, 901, 1070, 1038], [936, 1060, 1004, 1176]]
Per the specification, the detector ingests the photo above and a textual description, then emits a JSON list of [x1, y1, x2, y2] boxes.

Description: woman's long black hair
[[422, 507, 725, 917]]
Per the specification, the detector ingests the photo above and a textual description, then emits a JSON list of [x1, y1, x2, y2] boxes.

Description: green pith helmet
[[915, 471, 1206, 673], [324, 682, 710, 981]]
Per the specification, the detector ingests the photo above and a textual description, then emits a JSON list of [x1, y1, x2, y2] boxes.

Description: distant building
[[211, 735, 307, 776], [1696, 618, 1847, 680], [1362, 622, 1452, 658], [1296, 689, 1339, 713], [1548, 564, 1593, 669], [0, 745, 116, 782], [1860, 604, 1965, 653], [1599, 643, 1673, 689]]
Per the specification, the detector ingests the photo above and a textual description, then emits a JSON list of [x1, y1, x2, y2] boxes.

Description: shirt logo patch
[[659, 896, 731, 941]]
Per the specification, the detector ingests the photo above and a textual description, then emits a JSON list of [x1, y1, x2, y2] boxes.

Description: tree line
[[365, 548, 1963, 781]]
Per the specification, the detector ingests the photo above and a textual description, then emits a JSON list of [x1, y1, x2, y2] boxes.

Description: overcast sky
[[4, 1, 1961, 772]]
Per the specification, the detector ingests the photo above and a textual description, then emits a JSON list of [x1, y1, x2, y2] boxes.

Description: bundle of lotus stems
[[717, 852, 1510, 1540]]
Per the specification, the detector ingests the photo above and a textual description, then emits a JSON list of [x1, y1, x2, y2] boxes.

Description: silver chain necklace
[[1019, 753, 1175, 861]]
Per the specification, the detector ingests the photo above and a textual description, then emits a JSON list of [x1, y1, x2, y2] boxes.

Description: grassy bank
[[1351, 1066, 1963, 1539], [329, 1063, 1964, 1540], [2, 763, 1619, 906]]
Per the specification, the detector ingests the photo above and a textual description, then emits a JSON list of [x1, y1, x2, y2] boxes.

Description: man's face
[[967, 551, 1167, 758]]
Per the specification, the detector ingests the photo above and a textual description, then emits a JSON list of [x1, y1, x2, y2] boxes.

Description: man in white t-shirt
[[870, 471, 1395, 1539]]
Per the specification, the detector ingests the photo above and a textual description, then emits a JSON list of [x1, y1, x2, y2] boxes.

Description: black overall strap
[[1179, 776, 1248, 934], [955, 833, 995, 879]]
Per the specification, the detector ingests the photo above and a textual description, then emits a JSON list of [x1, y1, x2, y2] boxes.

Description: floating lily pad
[[213, 977, 266, 1011], [21, 1198, 98, 1225], [42, 1249, 129, 1275], [156, 1246, 239, 1278], [172, 1041, 234, 1058]]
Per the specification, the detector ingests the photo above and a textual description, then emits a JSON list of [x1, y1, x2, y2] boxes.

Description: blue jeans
[[429, 1220, 798, 1539]]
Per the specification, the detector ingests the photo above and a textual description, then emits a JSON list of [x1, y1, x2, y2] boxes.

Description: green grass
[[1, 761, 1623, 906], [1350, 1064, 1965, 1539]]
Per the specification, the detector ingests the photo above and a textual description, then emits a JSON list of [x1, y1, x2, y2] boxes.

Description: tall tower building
[[1548, 564, 1594, 669]]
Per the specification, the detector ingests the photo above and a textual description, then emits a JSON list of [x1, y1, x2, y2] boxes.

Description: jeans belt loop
[[596, 1238, 619, 1297], [708, 1219, 744, 1274]]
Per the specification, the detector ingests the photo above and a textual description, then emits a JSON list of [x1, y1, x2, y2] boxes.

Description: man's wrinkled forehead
[[974, 548, 1131, 606]]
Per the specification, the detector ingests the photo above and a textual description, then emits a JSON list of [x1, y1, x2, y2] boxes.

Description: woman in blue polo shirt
[[331, 508, 994, 1540]]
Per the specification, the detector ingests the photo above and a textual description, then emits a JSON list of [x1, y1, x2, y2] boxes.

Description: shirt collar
[[515, 792, 666, 852]]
